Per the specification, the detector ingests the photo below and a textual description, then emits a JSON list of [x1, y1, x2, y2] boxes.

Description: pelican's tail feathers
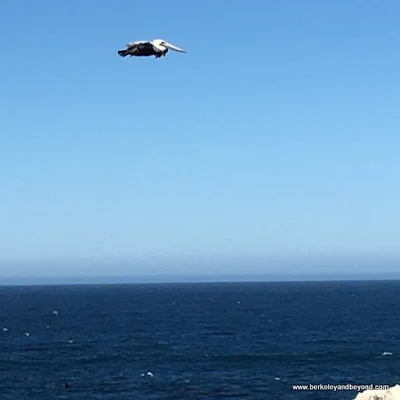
[[118, 49, 129, 57]]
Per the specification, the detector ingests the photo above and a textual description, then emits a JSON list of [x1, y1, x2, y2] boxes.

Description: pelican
[[117, 39, 186, 59]]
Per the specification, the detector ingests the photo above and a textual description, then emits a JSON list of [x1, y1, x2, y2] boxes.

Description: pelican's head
[[152, 39, 186, 53]]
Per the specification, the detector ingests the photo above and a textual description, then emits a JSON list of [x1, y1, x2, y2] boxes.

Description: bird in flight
[[118, 39, 186, 59]]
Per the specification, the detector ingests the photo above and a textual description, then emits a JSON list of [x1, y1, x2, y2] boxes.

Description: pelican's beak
[[163, 41, 186, 53]]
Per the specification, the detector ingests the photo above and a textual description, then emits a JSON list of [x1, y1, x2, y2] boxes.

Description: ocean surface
[[0, 280, 399, 399]]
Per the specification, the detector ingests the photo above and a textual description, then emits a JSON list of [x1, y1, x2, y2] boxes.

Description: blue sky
[[1, 0, 399, 278]]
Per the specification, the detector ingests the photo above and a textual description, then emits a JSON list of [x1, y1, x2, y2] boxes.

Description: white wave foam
[[382, 351, 393, 356], [354, 384, 400, 400]]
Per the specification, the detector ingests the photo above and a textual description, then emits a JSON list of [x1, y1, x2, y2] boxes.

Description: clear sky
[[1, 0, 399, 279]]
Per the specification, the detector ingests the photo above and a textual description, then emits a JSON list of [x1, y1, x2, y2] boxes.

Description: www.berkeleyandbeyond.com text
[[292, 384, 390, 392]]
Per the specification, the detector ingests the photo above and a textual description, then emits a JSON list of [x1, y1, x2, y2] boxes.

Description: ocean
[[0, 280, 399, 399]]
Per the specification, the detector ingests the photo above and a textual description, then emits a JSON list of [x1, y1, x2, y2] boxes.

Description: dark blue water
[[0, 281, 399, 399]]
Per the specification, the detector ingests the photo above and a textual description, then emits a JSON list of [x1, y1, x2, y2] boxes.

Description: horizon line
[[1, 272, 400, 287]]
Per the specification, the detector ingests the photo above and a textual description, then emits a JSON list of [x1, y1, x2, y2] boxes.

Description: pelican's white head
[[152, 39, 186, 53]]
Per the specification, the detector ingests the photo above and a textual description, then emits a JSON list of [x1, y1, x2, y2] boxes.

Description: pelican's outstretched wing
[[118, 41, 157, 57], [126, 40, 148, 48]]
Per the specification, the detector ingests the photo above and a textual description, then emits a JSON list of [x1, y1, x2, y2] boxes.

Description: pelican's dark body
[[118, 42, 167, 58]]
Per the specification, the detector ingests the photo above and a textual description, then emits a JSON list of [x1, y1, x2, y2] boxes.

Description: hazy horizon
[[1, 253, 399, 285], [1, 272, 400, 286]]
